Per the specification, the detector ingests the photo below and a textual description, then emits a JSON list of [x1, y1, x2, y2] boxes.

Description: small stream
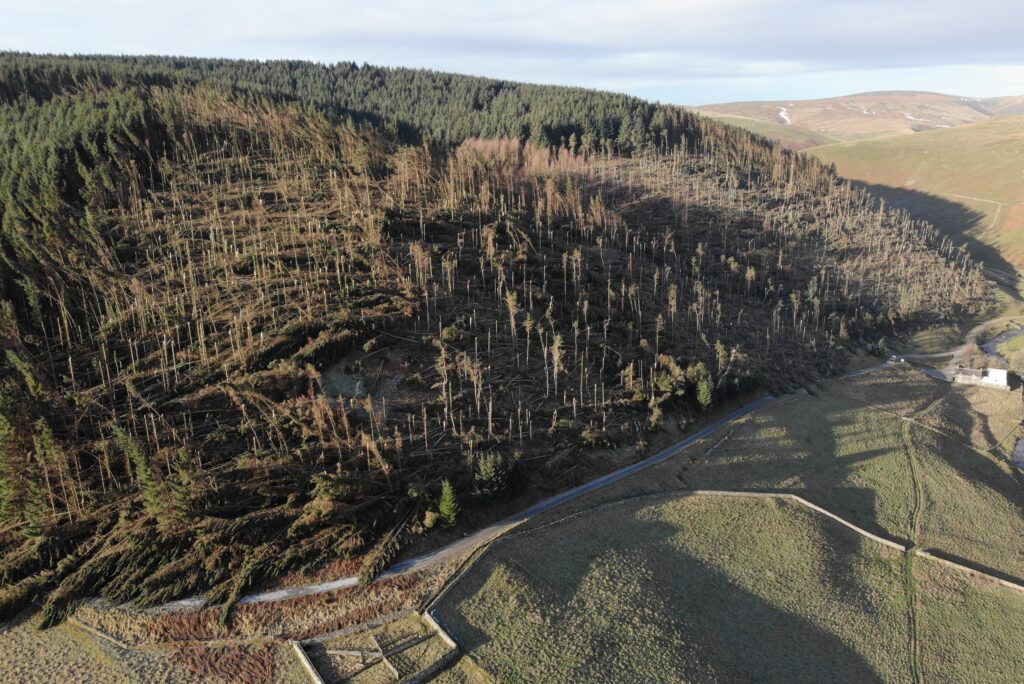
[[980, 327, 1024, 365]]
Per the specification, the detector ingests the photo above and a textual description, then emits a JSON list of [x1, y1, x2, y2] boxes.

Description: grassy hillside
[[981, 95, 1024, 116], [695, 112, 840, 150], [438, 495, 913, 683], [436, 492, 1024, 683], [810, 117, 1024, 273], [434, 367, 1024, 682], [917, 560, 1024, 682], [697, 91, 997, 143], [524, 366, 1024, 579]]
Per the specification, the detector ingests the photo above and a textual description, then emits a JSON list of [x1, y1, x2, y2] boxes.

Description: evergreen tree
[[113, 426, 163, 519], [439, 479, 459, 528], [697, 376, 714, 411]]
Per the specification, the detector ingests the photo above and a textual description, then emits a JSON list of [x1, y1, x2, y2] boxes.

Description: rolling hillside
[[979, 95, 1024, 116], [435, 367, 1024, 683], [696, 91, 1002, 143], [0, 54, 986, 626], [699, 90, 1024, 276], [810, 116, 1024, 273], [695, 112, 839, 151]]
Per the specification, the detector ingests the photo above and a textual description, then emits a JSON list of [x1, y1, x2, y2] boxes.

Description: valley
[[701, 91, 1024, 289], [0, 53, 1021, 683], [810, 117, 1024, 272]]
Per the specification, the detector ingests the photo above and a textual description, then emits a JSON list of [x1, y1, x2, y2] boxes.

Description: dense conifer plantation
[[0, 54, 987, 624]]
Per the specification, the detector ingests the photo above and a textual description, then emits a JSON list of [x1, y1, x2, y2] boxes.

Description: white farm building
[[952, 366, 1010, 390]]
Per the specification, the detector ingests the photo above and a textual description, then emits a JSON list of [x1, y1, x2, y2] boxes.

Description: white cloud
[[1, 0, 1022, 102]]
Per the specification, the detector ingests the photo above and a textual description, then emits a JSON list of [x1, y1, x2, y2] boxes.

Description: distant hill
[[698, 90, 1024, 275], [977, 95, 1024, 116], [810, 116, 1024, 272], [696, 91, 1018, 144], [695, 112, 840, 151]]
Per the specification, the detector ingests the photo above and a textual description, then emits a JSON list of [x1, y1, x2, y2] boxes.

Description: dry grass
[[916, 384, 1023, 459], [0, 541, 460, 682], [169, 642, 276, 684], [811, 116, 1024, 269], [0, 611, 191, 683], [304, 613, 455, 683], [825, 364, 949, 417], [432, 657, 496, 683], [700, 92, 992, 142], [696, 112, 840, 150], [70, 563, 456, 647], [909, 425, 1024, 578]]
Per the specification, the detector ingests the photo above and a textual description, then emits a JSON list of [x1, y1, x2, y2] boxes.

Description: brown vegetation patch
[[170, 643, 276, 684]]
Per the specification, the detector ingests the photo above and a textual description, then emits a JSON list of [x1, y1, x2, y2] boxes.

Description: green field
[[437, 495, 913, 682], [809, 117, 1024, 274], [434, 366, 1024, 682], [536, 366, 1024, 576], [917, 560, 1024, 682], [998, 333, 1024, 372], [436, 493, 1024, 682]]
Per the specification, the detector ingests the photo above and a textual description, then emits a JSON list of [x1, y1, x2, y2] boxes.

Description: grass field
[[543, 366, 1024, 573], [433, 657, 495, 683], [436, 495, 914, 683], [915, 383, 1022, 458], [434, 365, 1024, 682], [916, 560, 1024, 683], [909, 425, 1024, 578], [536, 367, 939, 536], [436, 491, 1024, 682], [809, 117, 1024, 273], [998, 332, 1024, 372], [1000, 333, 1024, 355], [0, 612, 190, 684]]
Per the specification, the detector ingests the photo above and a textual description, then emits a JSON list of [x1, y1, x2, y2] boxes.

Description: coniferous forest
[[0, 53, 987, 625]]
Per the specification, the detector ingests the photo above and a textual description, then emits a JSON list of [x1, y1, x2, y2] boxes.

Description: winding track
[[900, 314, 1024, 379]]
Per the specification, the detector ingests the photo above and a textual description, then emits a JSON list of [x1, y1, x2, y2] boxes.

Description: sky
[[2, 0, 1023, 105]]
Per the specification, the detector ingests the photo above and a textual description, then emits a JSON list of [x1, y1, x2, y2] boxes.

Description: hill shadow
[[851, 181, 1017, 277], [437, 510, 894, 683]]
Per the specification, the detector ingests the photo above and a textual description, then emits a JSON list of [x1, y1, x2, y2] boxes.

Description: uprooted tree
[[0, 55, 987, 625]]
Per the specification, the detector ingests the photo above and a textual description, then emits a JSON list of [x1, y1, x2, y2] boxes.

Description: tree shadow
[[849, 181, 1017, 277], [437, 507, 894, 683], [938, 389, 998, 451], [694, 406, 919, 614], [684, 400, 899, 536], [912, 422, 1024, 525]]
